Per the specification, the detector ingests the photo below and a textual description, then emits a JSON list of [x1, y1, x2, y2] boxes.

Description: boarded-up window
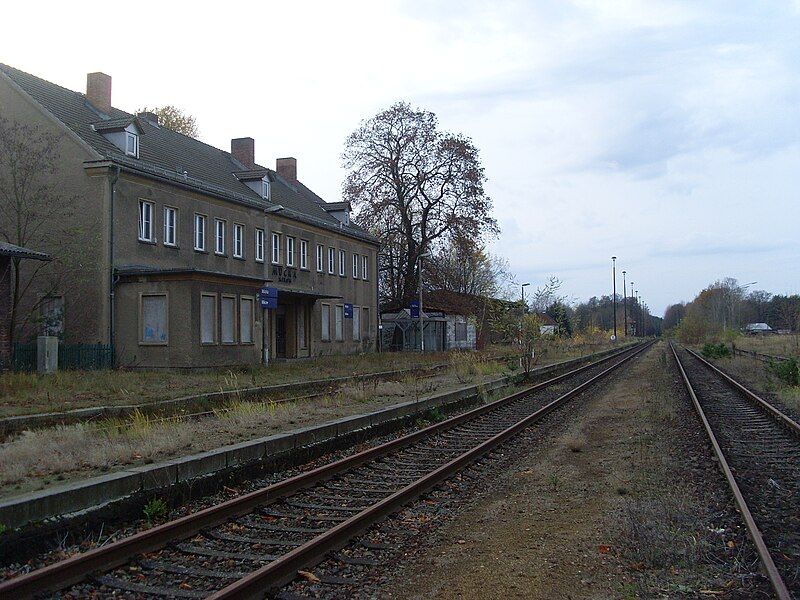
[[221, 296, 236, 343], [321, 304, 331, 341], [352, 306, 361, 341], [141, 294, 167, 344], [335, 305, 344, 341], [455, 321, 467, 342], [240, 297, 253, 343], [200, 294, 216, 344]]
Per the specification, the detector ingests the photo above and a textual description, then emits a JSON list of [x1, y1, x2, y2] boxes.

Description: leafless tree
[[343, 102, 498, 307]]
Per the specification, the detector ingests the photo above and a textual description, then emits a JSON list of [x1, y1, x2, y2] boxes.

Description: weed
[[427, 407, 445, 422], [768, 357, 799, 386], [142, 497, 168, 523], [0, 523, 6, 535], [548, 472, 559, 491]]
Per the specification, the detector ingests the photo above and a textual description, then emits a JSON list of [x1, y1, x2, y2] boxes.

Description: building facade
[[0, 64, 379, 368]]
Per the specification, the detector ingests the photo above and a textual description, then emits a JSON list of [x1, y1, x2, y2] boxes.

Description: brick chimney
[[86, 72, 112, 114], [276, 157, 297, 181], [231, 137, 255, 169]]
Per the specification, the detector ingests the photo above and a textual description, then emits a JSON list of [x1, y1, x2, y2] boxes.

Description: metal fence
[[11, 343, 114, 371]]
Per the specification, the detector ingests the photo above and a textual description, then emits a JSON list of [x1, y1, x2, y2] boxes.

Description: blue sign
[[259, 286, 278, 309], [410, 300, 420, 318], [344, 303, 353, 319]]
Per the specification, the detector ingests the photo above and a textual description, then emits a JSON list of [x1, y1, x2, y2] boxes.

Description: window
[[138, 200, 154, 242], [335, 305, 344, 341], [300, 239, 308, 269], [455, 321, 468, 342], [163, 206, 177, 246], [261, 179, 270, 199], [240, 297, 254, 343], [352, 253, 359, 279], [286, 236, 295, 267], [353, 306, 361, 341], [363, 307, 370, 339], [233, 223, 244, 258], [328, 247, 335, 274], [140, 294, 167, 344], [362, 255, 369, 280], [321, 304, 331, 341], [272, 232, 281, 264], [194, 214, 206, 251], [255, 228, 265, 262], [215, 219, 226, 255], [316, 244, 324, 272], [221, 295, 236, 344], [338, 250, 346, 277], [125, 131, 139, 157], [200, 294, 217, 344]]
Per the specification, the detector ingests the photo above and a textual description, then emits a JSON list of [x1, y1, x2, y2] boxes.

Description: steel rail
[[670, 343, 792, 600], [684, 346, 800, 437], [0, 342, 647, 599], [209, 341, 654, 599]]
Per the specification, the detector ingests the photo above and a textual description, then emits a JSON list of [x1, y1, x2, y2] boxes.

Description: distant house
[[744, 322, 772, 334], [536, 313, 558, 336]]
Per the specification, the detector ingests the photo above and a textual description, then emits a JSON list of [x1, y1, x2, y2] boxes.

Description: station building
[[0, 64, 379, 368]]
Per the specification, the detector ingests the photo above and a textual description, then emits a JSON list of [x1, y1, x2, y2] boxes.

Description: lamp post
[[630, 281, 635, 336], [417, 252, 431, 352], [622, 270, 628, 338], [521, 283, 530, 311], [611, 257, 617, 341]]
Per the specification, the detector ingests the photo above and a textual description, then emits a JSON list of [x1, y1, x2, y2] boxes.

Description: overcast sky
[[3, 1, 798, 315]]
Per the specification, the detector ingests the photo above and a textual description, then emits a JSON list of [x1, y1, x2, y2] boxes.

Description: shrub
[[768, 357, 799, 387], [143, 497, 168, 523], [701, 343, 731, 359]]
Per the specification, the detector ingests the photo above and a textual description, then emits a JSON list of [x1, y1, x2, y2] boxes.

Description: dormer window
[[126, 131, 139, 157], [262, 179, 270, 199]]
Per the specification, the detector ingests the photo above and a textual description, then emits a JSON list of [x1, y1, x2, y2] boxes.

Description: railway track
[[0, 341, 652, 600], [671, 343, 800, 600]]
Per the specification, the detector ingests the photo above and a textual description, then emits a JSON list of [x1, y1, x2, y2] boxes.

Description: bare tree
[[136, 105, 199, 138], [426, 234, 510, 298], [0, 116, 82, 343], [343, 102, 498, 307]]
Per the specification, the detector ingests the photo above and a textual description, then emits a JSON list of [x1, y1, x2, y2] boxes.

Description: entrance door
[[276, 308, 287, 359]]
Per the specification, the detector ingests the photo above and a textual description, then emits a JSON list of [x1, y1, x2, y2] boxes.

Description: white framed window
[[233, 223, 244, 258], [255, 228, 265, 262], [286, 236, 295, 267], [138, 200, 154, 242], [300, 239, 308, 270], [240, 296, 254, 344], [338, 250, 346, 277], [328, 247, 335, 274], [163, 206, 177, 246], [272, 232, 281, 264], [125, 131, 139, 157], [321, 304, 331, 341], [261, 179, 270, 199], [214, 219, 226, 255], [362, 255, 369, 280], [220, 295, 236, 344], [194, 214, 206, 251], [200, 293, 217, 344], [335, 305, 344, 341], [353, 306, 361, 341], [352, 253, 359, 278], [316, 244, 324, 272], [140, 293, 167, 345]]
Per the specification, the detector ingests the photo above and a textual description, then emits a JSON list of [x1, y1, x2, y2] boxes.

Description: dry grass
[[735, 334, 800, 357]]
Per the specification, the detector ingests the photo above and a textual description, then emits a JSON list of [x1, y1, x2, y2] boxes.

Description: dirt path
[[385, 343, 762, 599]]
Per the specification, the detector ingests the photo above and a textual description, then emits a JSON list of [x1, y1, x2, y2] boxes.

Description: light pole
[[417, 252, 431, 352], [611, 257, 617, 341], [630, 281, 635, 336], [622, 270, 628, 337], [521, 283, 530, 311]]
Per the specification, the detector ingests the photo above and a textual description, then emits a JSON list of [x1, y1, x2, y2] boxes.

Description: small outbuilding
[[0, 242, 51, 370], [380, 292, 478, 352]]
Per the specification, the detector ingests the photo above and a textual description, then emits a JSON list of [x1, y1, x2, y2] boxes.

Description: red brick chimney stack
[[86, 72, 112, 114], [231, 137, 255, 169], [276, 157, 297, 181]]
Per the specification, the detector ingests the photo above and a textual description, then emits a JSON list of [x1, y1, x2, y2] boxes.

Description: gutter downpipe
[[109, 165, 120, 366]]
